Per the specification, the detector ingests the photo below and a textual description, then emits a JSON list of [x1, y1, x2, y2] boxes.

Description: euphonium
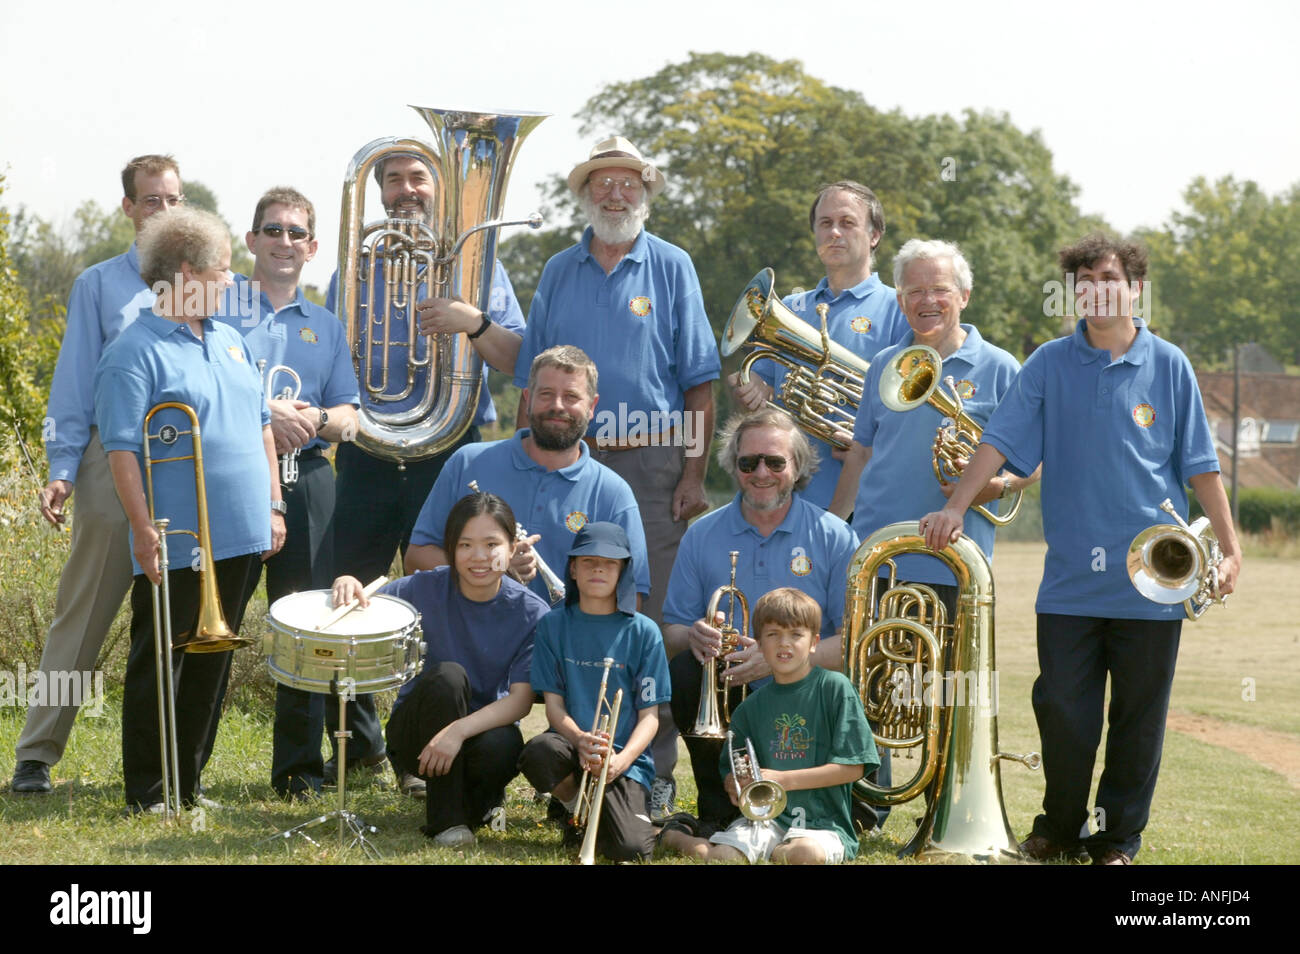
[[843, 522, 1039, 861], [576, 657, 624, 866], [877, 344, 1023, 526], [727, 731, 787, 823], [1127, 497, 1226, 619], [338, 106, 547, 464], [721, 268, 868, 450], [688, 551, 750, 740], [259, 361, 303, 487]]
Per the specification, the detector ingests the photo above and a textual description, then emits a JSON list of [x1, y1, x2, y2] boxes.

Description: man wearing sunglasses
[[12, 155, 184, 797], [660, 407, 859, 833], [219, 187, 361, 800]]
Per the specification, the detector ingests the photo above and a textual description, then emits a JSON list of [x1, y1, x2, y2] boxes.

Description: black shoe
[[1019, 833, 1089, 863], [11, 760, 52, 794]]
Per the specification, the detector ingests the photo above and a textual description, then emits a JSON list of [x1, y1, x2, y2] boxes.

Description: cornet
[[727, 731, 787, 823], [467, 480, 565, 603], [1127, 498, 1226, 619], [688, 551, 749, 739], [259, 361, 303, 487], [576, 657, 624, 865]]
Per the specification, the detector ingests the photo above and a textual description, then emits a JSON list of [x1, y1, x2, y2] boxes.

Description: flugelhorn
[[877, 344, 1023, 526], [1127, 497, 1226, 619], [727, 731, 787, 823], [339, 106, 547, 465], [259, 360, 303, 486], [843, 523, 1039, 861], [576, 657, 624, 865], [466, 480, 565, 603], [721, 268, 868, 450], [688, 550, 750, 740]]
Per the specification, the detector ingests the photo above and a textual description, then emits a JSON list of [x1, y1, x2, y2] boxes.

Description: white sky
[[3, 0, 1297, 289]]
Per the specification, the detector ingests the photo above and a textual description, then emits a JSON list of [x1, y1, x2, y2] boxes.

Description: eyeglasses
[[737, 454, 788, 474], [256, 224, 312, 242], [588, 175, 643, 195], [903, 285, 957, 303], [138, 194, 185, 210]]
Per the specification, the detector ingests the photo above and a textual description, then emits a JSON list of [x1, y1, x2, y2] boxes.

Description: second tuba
[[338, 106, 547, 464]]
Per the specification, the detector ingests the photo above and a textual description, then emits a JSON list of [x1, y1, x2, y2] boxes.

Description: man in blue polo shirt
[[730, 181, 911, 508], [662, 407, 859, 831], [11, 155, 184, 797], [324, 153, 528, 780], [220, 187, 361, 800], [921, 233, 1242, 865]]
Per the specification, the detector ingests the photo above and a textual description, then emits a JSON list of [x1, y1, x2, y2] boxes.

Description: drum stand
[[259, 678, 383, 859]]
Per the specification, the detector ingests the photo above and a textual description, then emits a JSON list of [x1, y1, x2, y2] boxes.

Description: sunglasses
[[256, 224, 312, 242], [736, 454, 788, 474]]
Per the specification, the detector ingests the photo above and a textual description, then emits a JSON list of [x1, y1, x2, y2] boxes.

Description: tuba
[[338, 107, 547, 464], [843, 522, 1038, 861], [721, 268, 868, 450], [1127, 497, 1226, 619], [877, 344, 1023, 525], [688, 551, 750, 740]]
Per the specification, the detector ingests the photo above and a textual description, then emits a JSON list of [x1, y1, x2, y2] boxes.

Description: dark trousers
[[385, 662, 523, 835], [262, 454, 335, 796], [328, 429, 479, 762], [1030, 614, 1182, 861], [668, 650, 745, 828], [123, 554, 260, 809], [517, 730, 656, 862]]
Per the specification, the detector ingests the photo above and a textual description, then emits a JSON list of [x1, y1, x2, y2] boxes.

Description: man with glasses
[[219, 187, 360, 800], [11, 155, 184, 796], [661, 407, 859, 833], [511, 136, 721, 816], [729, 181, 911, 508]]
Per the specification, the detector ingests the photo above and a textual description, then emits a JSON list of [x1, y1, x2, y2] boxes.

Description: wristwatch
[[999, 477, 1014, 499], [317, 407, 329, 429], [271, 500, 288, 515], [467, 311, 492, 340]]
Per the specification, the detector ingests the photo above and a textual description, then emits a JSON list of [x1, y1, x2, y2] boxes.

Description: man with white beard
[[513, 137, 721, 818]]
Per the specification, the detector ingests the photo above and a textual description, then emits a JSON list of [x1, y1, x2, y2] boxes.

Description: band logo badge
[[299, 327, 319, 344], [850, 315, 872, 334], [226, 346, 246, 363], [954, 379, 976, 400], [629, 296, 652, 317], [1132, 403, 1156, 428], [565, 511, 589, 533], [789, 546, 812, 577]]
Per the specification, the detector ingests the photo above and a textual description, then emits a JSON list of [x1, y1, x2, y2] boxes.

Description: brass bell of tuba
[[842, 522, 1039, 862], [877, 344, 1023, 526], [338, 107, 547, 464], [1127, 497, 1226, 620], [721, 268, 868, 451], [688, 551, 750, 740]]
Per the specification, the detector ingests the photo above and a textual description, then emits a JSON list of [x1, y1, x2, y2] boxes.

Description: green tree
[[0, 178, 46, 460]]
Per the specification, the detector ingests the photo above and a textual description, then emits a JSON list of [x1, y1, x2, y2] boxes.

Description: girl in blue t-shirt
[[334, 492, 551, 847]]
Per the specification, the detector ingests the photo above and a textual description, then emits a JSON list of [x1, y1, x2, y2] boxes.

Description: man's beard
[[386, 193, 435, 226], [530, 409, 587, 451], [582, 194, 649, 246], [741, 485, 793, 513]]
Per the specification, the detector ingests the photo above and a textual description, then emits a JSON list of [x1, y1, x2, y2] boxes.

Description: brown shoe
[[1092, 848, 1132, 865], [1019, 833, 1089, 863]]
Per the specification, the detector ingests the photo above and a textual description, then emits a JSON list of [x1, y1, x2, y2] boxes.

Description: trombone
[[1127, 498, 1227, 619], [877, 344, 1023, 526], [467, 479, 565, 603], [576, 657, 624, 865], [727, 731, 787, 823], [259, 361, 303, 486], [143, 403, 251, 818], [688, 551, 750, 739]]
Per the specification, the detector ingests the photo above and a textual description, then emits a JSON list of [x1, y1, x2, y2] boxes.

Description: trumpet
[[1127, 498, 1226, 619], [727, 731, 787, 823], [877, 344, 1023, 526], [259, 361, 304, 487], [721, 268, 868, 450], [688, 550, 750, 739], [467, 480, 565, 603], [576, 657, 624, 865]]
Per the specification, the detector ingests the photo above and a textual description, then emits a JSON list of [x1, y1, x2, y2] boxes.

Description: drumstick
[[316, 576, 388, 631]]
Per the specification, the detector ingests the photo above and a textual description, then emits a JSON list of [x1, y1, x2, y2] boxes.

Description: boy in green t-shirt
[[659, 588, 877, 863]]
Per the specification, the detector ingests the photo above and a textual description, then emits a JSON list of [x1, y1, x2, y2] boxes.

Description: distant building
[[1197, 365, 1300, 490]]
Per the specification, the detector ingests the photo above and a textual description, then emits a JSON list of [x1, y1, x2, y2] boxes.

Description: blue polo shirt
[[325, 259, 524, 427], [512, 228, 721, 435], [662, 492, 859, 638], [851, 325, 1020, 585], [219, 276, 360, 452], [45, 244, 158, 483], [982, 320, 1221, 619], [750, 274, 910, 508], [409, 430, 652, 602], [95, 311, 272, 575], [530, 605, 671, 794]]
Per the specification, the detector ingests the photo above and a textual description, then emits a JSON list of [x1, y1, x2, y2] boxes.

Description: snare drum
[[266, 590, 423, 694]]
